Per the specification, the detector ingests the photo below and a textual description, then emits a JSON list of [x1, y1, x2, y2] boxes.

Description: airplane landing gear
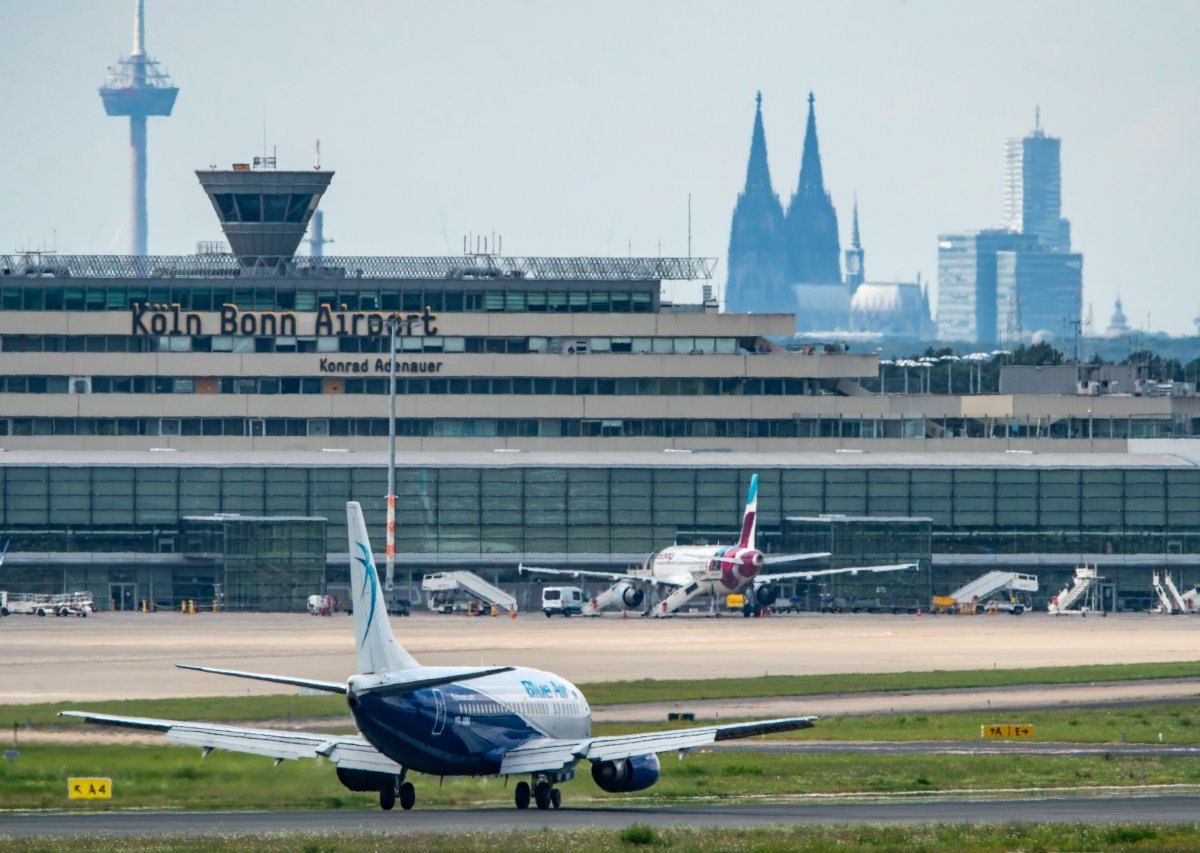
[[518, 771, 568, 809], [379, 787, 395, 811], [399, 780, 416, 810]]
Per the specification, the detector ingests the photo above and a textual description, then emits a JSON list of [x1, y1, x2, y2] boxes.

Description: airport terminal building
[[2, 163, 1200, 611]]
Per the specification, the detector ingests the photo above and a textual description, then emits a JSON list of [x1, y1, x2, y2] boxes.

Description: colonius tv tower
[[98, 0, 178, 256]]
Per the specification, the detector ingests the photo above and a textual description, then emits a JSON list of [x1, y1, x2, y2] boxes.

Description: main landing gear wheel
[[534, 781, 552, 810], [379, 787, 396, 811], [399, 781, 416, 810], [515, 781, 531, 809], [551, 788, 562, 809]]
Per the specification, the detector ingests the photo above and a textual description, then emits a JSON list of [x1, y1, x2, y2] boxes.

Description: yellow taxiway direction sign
[[981, 724, 1035, 738], [68, 777, 112, 799]]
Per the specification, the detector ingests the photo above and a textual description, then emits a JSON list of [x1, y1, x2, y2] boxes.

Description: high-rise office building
[[939, 112, 1083, 343], [1003, 110, 1071, 251], [937, 230, 1037, 343], [996, 249, 1083, 342]]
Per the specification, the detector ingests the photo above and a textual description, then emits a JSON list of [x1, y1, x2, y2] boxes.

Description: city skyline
[[0, 1, 1196, 334]]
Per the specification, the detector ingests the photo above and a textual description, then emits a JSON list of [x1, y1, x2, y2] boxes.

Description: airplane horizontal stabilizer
[[176, 664, 347, 694], [762, 551, 833, 565], [351, 666, 515, 698]]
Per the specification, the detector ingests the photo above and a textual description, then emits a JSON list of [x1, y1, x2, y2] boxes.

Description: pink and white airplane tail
[[736, 474, 759, 550]]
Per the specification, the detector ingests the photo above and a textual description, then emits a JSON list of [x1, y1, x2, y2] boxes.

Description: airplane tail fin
[[737, 474, 759, 550], [346, 501, 419, 674]]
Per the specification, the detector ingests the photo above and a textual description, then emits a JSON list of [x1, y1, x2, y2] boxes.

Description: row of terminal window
[[0, 375, 815, 396], [0, 286, 656, 313], [0, 417, 856, 439], [0, 335, 743, 355]]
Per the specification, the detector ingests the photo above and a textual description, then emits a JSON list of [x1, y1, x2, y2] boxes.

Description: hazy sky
[[1, 1, 1197, 334]]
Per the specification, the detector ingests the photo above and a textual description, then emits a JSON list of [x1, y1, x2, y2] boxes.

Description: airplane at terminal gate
[[61, 502, 817, 812], [520, 474, 920, 617]]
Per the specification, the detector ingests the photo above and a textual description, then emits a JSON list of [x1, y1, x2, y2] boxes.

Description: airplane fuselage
[[349, 667, 590, 776], [646, 544, 764, 592]]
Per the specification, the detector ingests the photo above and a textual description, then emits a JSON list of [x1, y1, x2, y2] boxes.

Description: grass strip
[[5, 742, 1200, 812], [576, 660, 1200, 706], [3, 825, 1200, 853], [592, 702, 1200, 744], [8, 660, 1200, 728]]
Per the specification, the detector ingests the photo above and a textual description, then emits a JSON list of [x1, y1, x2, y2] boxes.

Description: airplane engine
[[617, 582, 644, 609], [336, 766, 397, 793], [590, 753, 660, 792], [754, 584, 778, 607]]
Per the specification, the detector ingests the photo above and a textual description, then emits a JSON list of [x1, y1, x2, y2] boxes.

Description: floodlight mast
[[385, 315, 398, 595]]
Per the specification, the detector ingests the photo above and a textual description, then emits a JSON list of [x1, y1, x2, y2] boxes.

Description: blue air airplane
[[63, 502, 817, 811]]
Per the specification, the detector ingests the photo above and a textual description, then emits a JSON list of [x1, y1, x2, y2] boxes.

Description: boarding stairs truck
[[1047, 565, 1104, 616], [1151, 572, 1191, 614], [420, 571, 517, 614], [934, 570, 1038, 615]]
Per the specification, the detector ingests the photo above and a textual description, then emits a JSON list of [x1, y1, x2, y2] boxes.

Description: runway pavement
[[4, 794, 1200, 838]]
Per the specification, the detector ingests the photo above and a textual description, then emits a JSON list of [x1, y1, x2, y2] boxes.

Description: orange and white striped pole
[[384, 316, 398, 595]]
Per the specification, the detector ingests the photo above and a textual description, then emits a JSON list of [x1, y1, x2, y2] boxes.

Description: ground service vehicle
[[542, 586, 584, 617]]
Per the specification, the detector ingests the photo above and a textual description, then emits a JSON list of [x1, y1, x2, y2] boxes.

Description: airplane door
[[431, 689, 446, 736]]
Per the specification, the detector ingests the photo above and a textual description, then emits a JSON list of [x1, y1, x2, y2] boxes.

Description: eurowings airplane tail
[[347, 501, 419, 674], [736, 474, 759, 551]]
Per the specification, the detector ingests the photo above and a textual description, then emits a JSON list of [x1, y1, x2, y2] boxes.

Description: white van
[[542, 586, 584, 618]]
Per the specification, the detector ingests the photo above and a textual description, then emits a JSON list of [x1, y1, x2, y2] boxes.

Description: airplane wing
[[59, 711, 402, 774], [761, 562, 920, 582], [518, 564, 685, 588], [499, 715, 817, 775]]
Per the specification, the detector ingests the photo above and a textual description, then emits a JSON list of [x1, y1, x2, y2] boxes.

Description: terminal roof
[[0, 450, 1192, 469]]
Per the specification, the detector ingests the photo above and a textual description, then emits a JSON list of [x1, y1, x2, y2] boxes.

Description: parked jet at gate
[[62, 502, 816, 812], [521, 474, 919, 616]]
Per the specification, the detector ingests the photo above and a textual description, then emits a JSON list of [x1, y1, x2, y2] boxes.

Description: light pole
[[385, 315, 398, 596]]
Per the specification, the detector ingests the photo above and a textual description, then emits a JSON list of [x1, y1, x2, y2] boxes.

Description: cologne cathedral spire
[[784, 92, 842, 286], [725, 92, 788, 313]]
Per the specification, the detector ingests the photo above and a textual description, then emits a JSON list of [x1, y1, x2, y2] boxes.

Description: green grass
[[9, 659, 1200, 730], [575, 660, 1200, 706], [6, 741, 1200, 812], [4, 694, 348, 729], [592, 703, 1200, 744], [5, 825, 1200, 853]]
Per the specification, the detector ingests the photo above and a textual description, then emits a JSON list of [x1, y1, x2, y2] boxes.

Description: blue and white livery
[[63, 501, 817, 811]]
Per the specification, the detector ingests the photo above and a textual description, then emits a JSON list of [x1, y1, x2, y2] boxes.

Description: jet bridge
[[420, 571, 517, 614]]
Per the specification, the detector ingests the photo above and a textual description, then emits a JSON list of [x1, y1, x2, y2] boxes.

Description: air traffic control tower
[[99, 0, 178, 256], [197, 163, 334, 271]]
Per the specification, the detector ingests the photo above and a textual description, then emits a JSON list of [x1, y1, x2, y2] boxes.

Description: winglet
[[737, 474, 759, 550]]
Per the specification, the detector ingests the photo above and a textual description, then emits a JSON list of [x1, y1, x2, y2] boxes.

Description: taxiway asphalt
[[4, 795, 1200, 838]]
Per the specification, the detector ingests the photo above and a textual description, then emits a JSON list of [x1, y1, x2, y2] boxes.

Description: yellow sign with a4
[[68, 777, 112, 799]]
